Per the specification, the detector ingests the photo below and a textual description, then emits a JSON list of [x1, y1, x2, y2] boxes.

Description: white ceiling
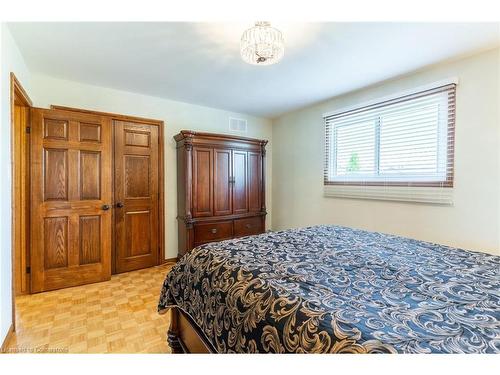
[[8, 22, 500, 118]]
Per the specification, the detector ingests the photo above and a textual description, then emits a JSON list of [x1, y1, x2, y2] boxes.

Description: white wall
[[31, 74, 273, 260], [272, 48, 500, 255], [0, 24, 32, 345]]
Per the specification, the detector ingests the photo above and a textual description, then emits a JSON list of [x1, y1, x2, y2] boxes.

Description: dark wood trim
[[50, 105, 166, 269], [163, 257, 178, 264], [175, 129, 268, 146], [50, 105, 163, 126], [168, 307, 215, 353], [1, 324, 14, 352], [10, 73, 33, 333], [446, 88, 456, 189], [179, 211, 266, 223]]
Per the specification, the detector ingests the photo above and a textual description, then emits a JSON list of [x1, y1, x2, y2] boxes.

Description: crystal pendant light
[[240, 22, 285, 65]]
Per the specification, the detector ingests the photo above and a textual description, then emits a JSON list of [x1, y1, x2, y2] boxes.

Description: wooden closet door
[[114, 121, 159, 273], [248, 151, 262, 212], [192, 147, 213, 217], [214, 149, 232, 216], [31, 108, 112, 293], [232, 150, 248, 214]]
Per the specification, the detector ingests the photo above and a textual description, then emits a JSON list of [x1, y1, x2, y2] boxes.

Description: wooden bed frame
[[167, 307, 216, 353]]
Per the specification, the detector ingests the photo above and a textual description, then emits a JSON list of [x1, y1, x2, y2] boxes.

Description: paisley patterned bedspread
[[158, 225, 500, 353]]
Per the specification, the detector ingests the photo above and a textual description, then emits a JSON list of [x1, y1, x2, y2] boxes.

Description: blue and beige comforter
[[158, 225, 500, 353]]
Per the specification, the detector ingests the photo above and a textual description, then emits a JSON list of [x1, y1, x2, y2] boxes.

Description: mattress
[[158, 225, 500, 353]]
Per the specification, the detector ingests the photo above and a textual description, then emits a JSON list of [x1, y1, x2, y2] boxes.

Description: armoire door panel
[[248, 151, 262, 212], [31, 108, 112, 293], [192, 147, 213, 217], [232, 150, 248, 214], [214, 149, 232, 216], [114, 120, 159, 273]]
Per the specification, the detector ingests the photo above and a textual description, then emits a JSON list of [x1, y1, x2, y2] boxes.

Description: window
[[324, 83, 456, 188]]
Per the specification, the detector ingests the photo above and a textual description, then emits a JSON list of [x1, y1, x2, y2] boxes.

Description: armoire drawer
[[234, 217, 263, 237], [194, 221, 233, 245]]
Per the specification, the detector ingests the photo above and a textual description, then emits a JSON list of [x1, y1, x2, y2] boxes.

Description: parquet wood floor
[[4, 263, 174, 354]]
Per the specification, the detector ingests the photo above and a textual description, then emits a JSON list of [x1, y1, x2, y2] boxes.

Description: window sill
[[323, 184, 453, 205]]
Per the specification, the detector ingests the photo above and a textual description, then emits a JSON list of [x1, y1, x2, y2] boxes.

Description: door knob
[[211, 228, 217, 234], [116, 202, 124, 208], [102, 204, 111, 211]]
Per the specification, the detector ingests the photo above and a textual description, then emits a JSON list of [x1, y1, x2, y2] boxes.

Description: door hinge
[[26, 126, 31, 134], [26, 266, 31, 274]]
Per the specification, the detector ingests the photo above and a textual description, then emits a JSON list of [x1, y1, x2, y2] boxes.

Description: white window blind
[[324, 82, 456, 204]]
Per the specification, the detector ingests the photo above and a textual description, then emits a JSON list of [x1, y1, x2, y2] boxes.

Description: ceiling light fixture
[[240, 22, 285, 66]]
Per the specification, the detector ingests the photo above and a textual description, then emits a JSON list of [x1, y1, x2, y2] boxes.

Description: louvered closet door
[[114, 121, 159, 273], [31, 108, 112, 293]]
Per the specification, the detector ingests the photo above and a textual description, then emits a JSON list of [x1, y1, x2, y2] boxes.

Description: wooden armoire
[[175, 131, 267, 256]]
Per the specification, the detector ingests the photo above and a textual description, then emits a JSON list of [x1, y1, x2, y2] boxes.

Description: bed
[[158, 225, 500, 353]]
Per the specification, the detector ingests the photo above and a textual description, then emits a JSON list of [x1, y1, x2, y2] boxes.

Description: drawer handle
[[211, 228, 218, 234], [245, 224, 252, 229]]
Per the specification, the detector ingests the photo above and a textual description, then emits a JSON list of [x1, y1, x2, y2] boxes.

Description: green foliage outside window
[[347, 153, 360, 173]]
